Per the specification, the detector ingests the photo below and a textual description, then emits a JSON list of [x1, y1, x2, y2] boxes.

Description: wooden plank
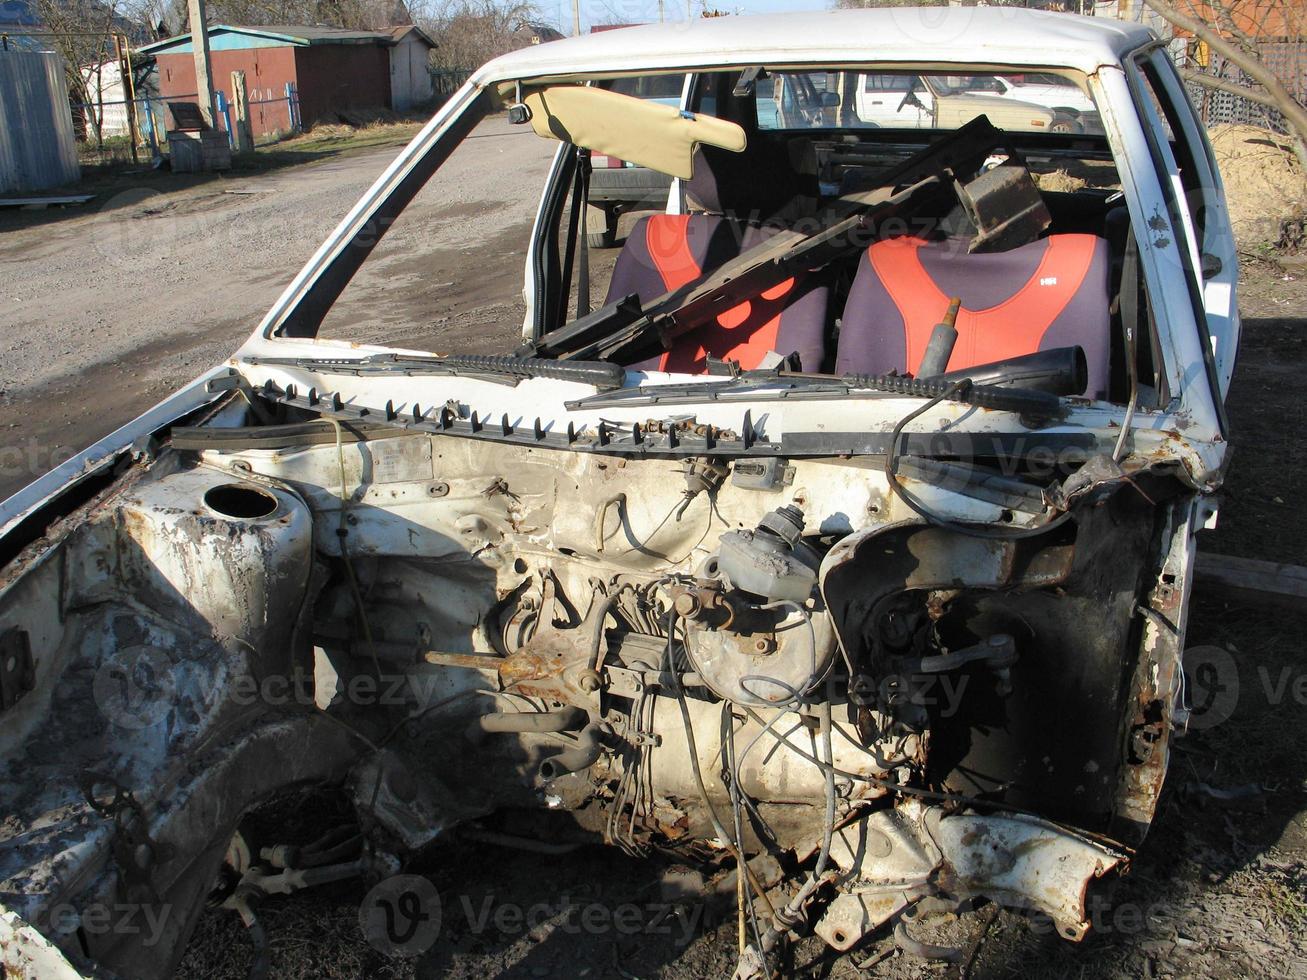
[[1194, 552, 1307, 612], [0, 195, 93, 209]]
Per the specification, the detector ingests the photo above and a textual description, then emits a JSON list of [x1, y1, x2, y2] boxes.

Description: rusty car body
[[0, 9, 1238, 977]]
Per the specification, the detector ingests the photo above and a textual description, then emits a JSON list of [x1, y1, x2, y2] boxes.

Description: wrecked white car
[[0, 9, 1239, 977]]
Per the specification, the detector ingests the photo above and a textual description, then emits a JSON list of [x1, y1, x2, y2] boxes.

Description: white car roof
[[476, 9, 1158, 83]]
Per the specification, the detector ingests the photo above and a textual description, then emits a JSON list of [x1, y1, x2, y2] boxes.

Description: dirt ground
[[4, 123, 1306, 978]]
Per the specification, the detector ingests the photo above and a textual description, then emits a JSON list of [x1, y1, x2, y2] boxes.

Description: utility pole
[[572, 0, 581, 36], [187, 0, 217, 127], [113, 33, 139, 164]]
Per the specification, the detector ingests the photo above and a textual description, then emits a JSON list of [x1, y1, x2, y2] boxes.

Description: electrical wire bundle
[[662, 604, 837, 977]]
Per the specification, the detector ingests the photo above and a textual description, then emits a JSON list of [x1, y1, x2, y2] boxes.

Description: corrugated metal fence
[[0, 49, 79, 194]]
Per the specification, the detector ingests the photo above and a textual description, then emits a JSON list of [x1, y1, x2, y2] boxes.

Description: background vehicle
[[756, 72, 839, 128], [585, 73, 683, 247], [955, 72, 1104, 133], [854, 71, 1057, 131]]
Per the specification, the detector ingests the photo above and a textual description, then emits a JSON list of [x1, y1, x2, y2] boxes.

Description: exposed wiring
[[883, 381, 1073, 541], [326, 418, 384, 683], [595, 493, 716, 563], [721, 702, 769, 963], [664, 609, 775, 920], [737, 703, 1129, 850]]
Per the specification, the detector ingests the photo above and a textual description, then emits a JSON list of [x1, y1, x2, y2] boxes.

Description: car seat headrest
[[686, 137, 819, 224]]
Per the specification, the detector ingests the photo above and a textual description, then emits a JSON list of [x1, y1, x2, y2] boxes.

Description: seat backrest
[[685, 137, 819, 222], [835, 234, 1111, 399], [605, 213, 828, 373]]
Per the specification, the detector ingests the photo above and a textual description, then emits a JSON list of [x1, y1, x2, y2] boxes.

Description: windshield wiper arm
[[241, 353, 626, 389], [567, 369, 1064, 419]]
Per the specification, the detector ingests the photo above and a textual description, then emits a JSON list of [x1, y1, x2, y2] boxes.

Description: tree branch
[[1144, 0, 1307, 132], [1181, 66, 1285, 110]]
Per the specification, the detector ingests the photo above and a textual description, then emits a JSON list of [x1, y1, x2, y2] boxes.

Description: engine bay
[[0, 406, 1195, 976]]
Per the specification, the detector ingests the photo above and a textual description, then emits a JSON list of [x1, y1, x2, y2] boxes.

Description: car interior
[[534, 67, 1166, 408]]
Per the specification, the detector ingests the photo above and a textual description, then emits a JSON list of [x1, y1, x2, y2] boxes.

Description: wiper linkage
[[242, 352, 626, 389]]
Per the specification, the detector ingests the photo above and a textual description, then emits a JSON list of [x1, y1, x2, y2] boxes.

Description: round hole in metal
[[204, 484, 278, 520]]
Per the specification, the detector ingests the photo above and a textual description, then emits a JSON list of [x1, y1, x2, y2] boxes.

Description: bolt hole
[[513, 558, 529, 574], [203, 484, 277, 519], [1000, 508, 1015, 523]]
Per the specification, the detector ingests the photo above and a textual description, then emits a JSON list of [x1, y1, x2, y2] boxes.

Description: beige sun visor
[[518, 85, 746, 180]]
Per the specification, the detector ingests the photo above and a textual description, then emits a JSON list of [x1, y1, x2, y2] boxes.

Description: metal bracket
[[0, 629, 34, 710], [732, 457, 795, 492]]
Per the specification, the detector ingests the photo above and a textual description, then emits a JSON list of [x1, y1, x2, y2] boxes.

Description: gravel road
[[0, 115, 553, 499]]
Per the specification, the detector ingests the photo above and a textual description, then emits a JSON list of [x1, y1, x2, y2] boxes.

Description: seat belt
[[557, 147, 593, 325], [1113, 232, 1139, 460], [577, 148, 592, 318]]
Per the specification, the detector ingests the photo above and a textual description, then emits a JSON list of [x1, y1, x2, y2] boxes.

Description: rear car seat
[[835, 233, 1111, 399], [604, 140, 830, 373]]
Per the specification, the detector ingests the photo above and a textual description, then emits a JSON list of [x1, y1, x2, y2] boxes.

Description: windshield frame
[[232, 53, 1228, 469]]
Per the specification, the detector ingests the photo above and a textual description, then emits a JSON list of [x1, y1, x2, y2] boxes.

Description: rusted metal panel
[[156, 47, 300, 137], [292, 45, 392, 127]]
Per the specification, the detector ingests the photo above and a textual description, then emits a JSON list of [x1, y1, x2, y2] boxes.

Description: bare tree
[[147, 0, 411, 31], [1144, 0, 1307, 168], [833, 0, 948, 8], [31, 0, 124, 148], [421, 0, 542, 71]]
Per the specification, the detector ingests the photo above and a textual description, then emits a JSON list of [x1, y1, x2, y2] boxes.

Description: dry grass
[[245, 118, 427, 168], [1034, 169, 1089, 193], [1210, 124, 1307, 245]]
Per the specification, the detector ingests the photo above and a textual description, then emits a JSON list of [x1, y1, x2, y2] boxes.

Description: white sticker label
[[369, 438, 435, 484]]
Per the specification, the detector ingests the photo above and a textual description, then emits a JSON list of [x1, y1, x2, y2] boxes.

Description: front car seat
[[603, 140, 830, 373], [835, 233, 1111, 399]]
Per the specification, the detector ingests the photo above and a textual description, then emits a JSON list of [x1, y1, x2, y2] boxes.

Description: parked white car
[[957, 71, 1105, 133], [854, 71, 1059, 132], [0, 9, 1238, 978]]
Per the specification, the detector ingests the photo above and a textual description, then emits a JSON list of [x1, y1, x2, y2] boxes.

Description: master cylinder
[[677, 506, 836, 706], [715, 504, 819, 602]]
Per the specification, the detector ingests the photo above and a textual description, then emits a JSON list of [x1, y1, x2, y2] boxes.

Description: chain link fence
[[1176, 37, 1306, 134]]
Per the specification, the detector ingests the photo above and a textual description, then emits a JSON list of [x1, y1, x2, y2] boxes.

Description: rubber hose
[[539, 724, 604, 779]]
